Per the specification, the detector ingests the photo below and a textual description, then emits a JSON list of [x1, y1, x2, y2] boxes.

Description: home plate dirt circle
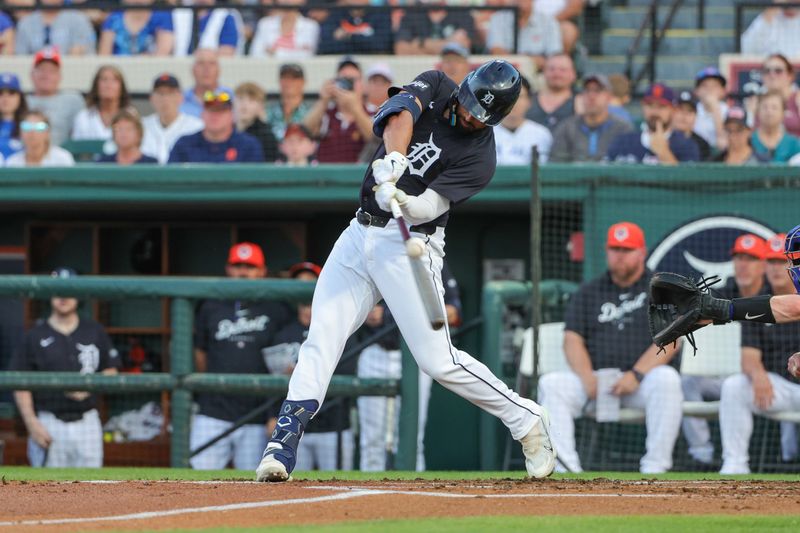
[[1, 479, 798, 531]]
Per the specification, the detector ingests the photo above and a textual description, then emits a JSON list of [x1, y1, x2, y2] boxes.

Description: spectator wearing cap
[[693, 67, 728, 150], [494, 75, 552, 165], [550, 73, 632, 163], [249, 0, 320, 59], [172, 0, 244, 57], [673, 90, 712, 162], [71, 65, 133, 144], [234, 82, 279, 162], [607, 83, 700, 165], [141, 74, 203, 164], [169, 89, 264, 163], [0, 10, 12, 55], [539, 221, 683, 474], [267, 63, 311, 142], [487, 0, 562, 70], [190, 243, 291, 470], [99, 0, 174, 56], [97, 110, 157, 165], [741, 0, 800, 57], [26, 48, 85, 145], [0, 73, 27, 159], [318, 0, 392, 55], [9, 267, 120, 468], [279, 123, 317, 166], [303, 58, 374, 163], [528, 53, 576, 132], [438, 42, 471, 85], [14, 0, 95, 55], [713, 107, 767, 166], [394, 0, 475, 55], [748, 55, 800, 138], [181, 49, 233, 119], [751, 90, 800, 163], [6, 110, 74, 167]]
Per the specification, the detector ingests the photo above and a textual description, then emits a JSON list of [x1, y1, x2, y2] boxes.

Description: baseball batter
[[257, 60, 556, 481]]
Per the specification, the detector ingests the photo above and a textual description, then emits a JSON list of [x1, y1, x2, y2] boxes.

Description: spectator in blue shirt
[[0, 73, 27, 159], [607, 83, 700, 165], [99, 0, 174, 56], [178, 0, 244, 56], [751, 90, 800, 163], [317, 1, 392, 55], [1, 10, 15, 55], [181, 49, 232, 118], [169, 89, 264, 163]]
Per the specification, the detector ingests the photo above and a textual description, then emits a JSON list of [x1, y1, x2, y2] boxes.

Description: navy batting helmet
[[456, 60, 521, 126], [785, 224, 800, 293]]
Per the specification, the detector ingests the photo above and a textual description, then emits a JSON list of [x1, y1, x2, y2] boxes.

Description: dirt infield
[[1, 478, 799, 531]]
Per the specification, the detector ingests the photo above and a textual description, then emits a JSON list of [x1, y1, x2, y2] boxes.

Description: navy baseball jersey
[[741, 320, 800, 380], [9, 319, 120, 418], [361, 70, 497, 228], [565, 270, 665, 370], [606, 130, 700, 164], [272, 320, 356, 433], [194, 300, 291, 422]]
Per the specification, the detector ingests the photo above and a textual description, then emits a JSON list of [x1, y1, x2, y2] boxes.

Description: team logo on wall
[[646, 215, 775, 285]]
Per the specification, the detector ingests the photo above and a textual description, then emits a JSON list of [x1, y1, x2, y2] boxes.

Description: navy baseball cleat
[[255, 399, 318, 483], [520, 408, 557, 478]]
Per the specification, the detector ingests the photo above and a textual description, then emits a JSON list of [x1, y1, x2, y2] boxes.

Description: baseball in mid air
[[406, 237, 426, 259]]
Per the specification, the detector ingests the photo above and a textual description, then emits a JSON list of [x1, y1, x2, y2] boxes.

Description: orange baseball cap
[[227, 242, 265, 268], [34, 47, 61, 67], [765, 233, 787, 260], [731, 234, 767, 259], [606, 222, 645, 249]]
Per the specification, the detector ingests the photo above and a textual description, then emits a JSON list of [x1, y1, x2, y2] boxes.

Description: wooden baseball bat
[[389, 198, 447, 330]]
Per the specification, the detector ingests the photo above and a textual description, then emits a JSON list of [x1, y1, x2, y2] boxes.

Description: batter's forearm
[[382, 112, 415, 156], [401, 188, 450, 225]]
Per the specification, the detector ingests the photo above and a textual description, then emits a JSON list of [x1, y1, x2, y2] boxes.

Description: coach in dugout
[[10, 268, 120, 467], [190, 243, 290, 470], [538, 222, 683, 474]]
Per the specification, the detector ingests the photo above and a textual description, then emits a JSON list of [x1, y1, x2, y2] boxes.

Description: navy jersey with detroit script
[[565, 270, 668, 370], [194, 300, 291, 422], [9, 318, 120, 418], [361, 70, 496, 227]]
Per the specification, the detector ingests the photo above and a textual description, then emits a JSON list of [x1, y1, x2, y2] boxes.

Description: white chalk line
[[0, 486, 680, 528]]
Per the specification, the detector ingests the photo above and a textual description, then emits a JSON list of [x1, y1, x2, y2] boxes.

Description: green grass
[[115, 516, 800, 533], [1, 466, 798, 482]]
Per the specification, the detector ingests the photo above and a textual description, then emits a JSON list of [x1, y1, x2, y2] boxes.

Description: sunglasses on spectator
[[20, 121, 49, 132], [203, 90, 232, 106], [762, 67, 787, 75]]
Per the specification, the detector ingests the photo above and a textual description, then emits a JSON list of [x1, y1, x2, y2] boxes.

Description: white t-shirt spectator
[[6, 146, 75, 167], [694, 101, 729, 148], [141, 113, 204, 164], [494, 120, 553, 165], [487, 9, 562, 56], [71, 108, 111, 141], [249, 14, 320, 59], [741, 10, 800, 57], [535, 0, 568, 17]]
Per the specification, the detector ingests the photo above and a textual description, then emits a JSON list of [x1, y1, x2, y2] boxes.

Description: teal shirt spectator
[[102, 11, 173, 55], [751, 130, 800, 162], [266, 100, 311, 141]]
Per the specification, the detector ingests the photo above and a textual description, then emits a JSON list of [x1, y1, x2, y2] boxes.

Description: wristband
[[630, 369, 645, 383], [730, 295, 776, 323]]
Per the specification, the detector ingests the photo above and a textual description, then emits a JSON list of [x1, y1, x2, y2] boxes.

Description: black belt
[[356, 209, 438, 235], [54, 411, 87, 423]]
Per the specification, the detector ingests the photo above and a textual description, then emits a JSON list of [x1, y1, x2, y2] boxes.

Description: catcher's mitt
[[648, 272, 730, 353]]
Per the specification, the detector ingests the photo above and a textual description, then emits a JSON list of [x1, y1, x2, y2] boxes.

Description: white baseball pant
[[190, 414, 266, 470], [288, 217, 541, 450], [681, 375, 723, 464], [29, 409, 103, 467], [538, 365, 683, 473], [357, 343, 433, 471], [719, 372, 800, 474], [295, 429, 355, 471]]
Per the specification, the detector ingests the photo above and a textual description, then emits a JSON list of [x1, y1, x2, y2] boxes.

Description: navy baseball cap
[[51, 267, 77, 278], [643, 83, 675, 106], [695, 66, 726, 87], [0, 73, 20, 92], [153, 73, 180, 90], [675, 89, 698, 109]]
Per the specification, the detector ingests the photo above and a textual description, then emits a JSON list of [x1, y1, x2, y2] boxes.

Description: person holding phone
[[302, 56, 374, 163]]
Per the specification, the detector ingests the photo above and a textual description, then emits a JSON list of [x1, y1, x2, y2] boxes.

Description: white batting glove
[[374, 182, 409, 212], [371, 151, 409, 185]]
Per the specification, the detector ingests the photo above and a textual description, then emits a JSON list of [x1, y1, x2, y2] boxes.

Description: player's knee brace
[[269, 399, 319, 451]]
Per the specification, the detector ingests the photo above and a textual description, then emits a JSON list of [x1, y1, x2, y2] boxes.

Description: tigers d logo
[[646, 215, 775, 285], [481, 91, 495, 105]]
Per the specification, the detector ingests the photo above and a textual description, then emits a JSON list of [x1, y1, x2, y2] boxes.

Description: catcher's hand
[[647, 272, 731, 353]]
